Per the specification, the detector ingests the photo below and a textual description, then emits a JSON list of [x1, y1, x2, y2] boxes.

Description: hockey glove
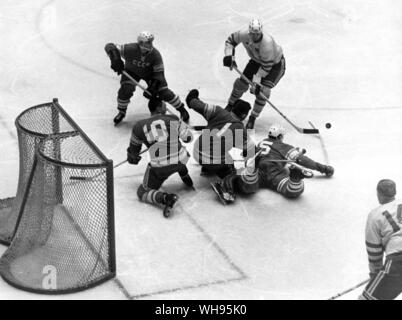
[[127, 148, 142, 165], [111, 59, 124, 75], [223, 55, 237, 68], [185, 89, 199, 108], [105, 43, 125, 75], [143, 79, 160, 99], [250, 74, 262, 95], [250, 83, 261, 96]]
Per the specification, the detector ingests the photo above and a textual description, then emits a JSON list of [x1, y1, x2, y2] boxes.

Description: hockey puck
[[325, 123, 332, 129]]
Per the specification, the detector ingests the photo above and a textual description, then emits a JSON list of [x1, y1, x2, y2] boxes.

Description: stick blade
[[301, 128, 319, 134], [69, 176, 87, 181]]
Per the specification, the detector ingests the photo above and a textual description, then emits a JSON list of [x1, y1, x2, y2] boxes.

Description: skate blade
[[210, 182, 228, 205]]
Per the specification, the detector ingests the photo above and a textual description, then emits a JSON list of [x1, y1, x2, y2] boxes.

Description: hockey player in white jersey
[[223, 19, 286, 129], [359, 179, 402, 300]]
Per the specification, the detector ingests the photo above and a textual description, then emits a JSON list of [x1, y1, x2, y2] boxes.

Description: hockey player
[[105, 31, 190, 125], [210, 152, 260, 205], [223, 18, 286, 129], [359, 179, 402, 300], [126, 98, 193, 218], [185, 89, 255, 179], [257, 124, 334, 199]]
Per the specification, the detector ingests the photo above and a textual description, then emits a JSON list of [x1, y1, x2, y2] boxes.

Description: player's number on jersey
[[144, 120, 168, 143], [382, 205, 402, 233], [258, 140, 273, 155]]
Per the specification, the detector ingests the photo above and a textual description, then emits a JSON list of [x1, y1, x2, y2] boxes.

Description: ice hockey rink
[[0, 0, 401, 300]]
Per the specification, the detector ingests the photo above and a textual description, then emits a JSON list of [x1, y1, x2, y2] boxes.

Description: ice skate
[[210, 182, 235, 205], [163, 193, 179, 218], [113, 111, 126, 126]]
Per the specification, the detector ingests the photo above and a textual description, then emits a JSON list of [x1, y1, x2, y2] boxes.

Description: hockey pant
[[222, 169, 260, 196], [360, 252, 402, 300], [137, 163, 189, 205], [117, 71, 184, 114], [228, 57, 286, 118], [201, 164, 235, 179]]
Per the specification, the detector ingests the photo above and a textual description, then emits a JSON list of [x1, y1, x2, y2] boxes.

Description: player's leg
[[273, 166, 305, 199], [237, 167, 260, 194], [114, 72, 139, 125], [137, 164, 181, 217], [177, 164, 194, 189], [246, 57, 286, 129], [137, 164, 167, 206], [298, 155, 334, 177], [155, 79, 190, 123], [360, 257, 402, 300], [225, 60, 259, 111]]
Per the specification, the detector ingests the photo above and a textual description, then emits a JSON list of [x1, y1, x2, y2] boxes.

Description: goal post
[[0, 99, 116, 294]]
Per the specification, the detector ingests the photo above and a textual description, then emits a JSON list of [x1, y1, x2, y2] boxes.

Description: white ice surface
[[0, 0, 401, 300]]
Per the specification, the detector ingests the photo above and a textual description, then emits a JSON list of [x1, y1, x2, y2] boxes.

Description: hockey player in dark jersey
[[126, 98, 193, 218], [185, 89, 255, 179], [185, 89, 257, 204], [257, 124, 334, 199], [105, 31, 190, 125]]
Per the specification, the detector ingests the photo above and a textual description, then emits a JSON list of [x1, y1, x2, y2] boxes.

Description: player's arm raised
[[104, 43, 125, 75], [223, 30, 241, 68]]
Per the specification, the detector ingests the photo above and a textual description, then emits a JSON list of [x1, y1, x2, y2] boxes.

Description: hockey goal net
[[0, 99, 115, 294]]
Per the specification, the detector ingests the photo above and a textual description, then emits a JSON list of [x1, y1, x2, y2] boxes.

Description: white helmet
[[268, 124, 286, 139], [137, 31, 154, 44], [249, 19, 263, 34]]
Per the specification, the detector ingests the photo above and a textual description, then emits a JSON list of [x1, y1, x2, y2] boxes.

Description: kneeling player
[[257, 124, 334, 198], [127, 98, 193, 218]]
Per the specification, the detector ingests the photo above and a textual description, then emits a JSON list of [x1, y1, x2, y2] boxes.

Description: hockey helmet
[[268, 124, 286, 139], [249, 19, 263, 34], [137, 31, 154, 51]]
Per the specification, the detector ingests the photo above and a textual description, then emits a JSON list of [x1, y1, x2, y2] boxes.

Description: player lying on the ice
[[185, 89, 255, 179], [211, 124, 334, 204]]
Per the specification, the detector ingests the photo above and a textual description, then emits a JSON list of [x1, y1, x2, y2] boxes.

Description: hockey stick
[[122, 70, 206, 131], [328, 279, 370, 300], [232, 66, 319, 134], [257, 141, 314, 177]]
